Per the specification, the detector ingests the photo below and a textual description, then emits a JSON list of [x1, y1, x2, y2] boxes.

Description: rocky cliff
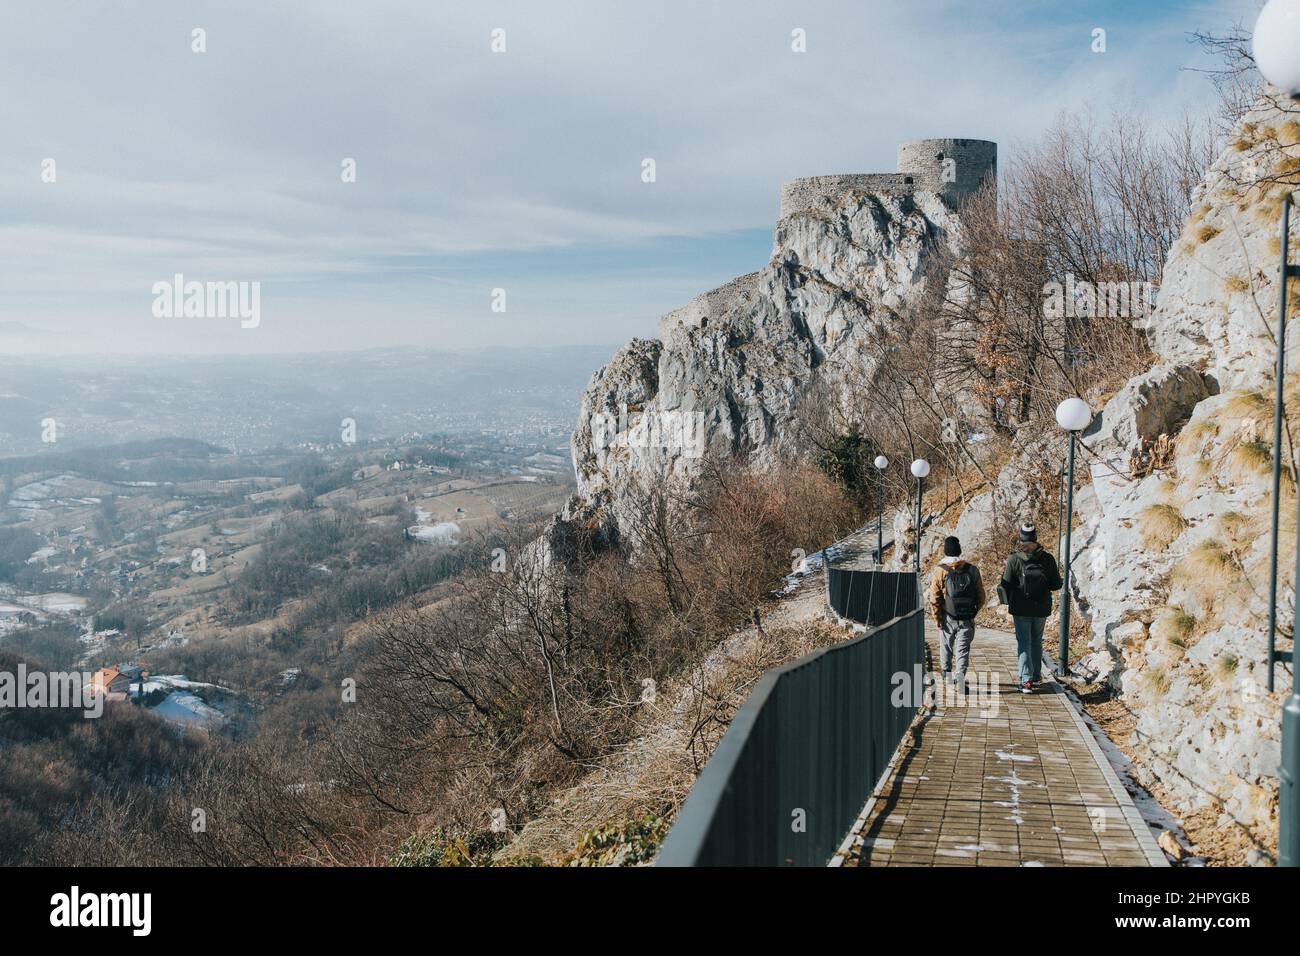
[[560, 142, 992, 545], [1062, 99, 1299, 851]]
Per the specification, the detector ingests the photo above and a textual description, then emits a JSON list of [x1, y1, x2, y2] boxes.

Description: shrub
[[389, 828, 510, 867], [561, 809, 673, 867]]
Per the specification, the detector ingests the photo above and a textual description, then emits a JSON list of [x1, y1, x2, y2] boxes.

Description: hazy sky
[[0, 0, 1260, 356]]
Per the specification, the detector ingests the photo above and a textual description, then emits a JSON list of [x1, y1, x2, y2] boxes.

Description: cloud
[[0, 0, 1251, 354]]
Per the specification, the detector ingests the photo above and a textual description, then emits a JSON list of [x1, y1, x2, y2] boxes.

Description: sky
[[0, 0, 1264, 357]]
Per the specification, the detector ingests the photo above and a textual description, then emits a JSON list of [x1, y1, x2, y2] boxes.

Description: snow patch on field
[[152, 692, 226, 727], [409, 520, 460, 544]]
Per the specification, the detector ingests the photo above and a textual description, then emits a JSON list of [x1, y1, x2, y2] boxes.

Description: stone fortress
[[779, 138, 998, 217], [659, 139, 997, 336]]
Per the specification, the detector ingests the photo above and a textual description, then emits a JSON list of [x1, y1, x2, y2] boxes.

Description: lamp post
[[1253, 0, 1300, 868], [1055, 398, 1092, 678], [1056, 462, 1066, 561], [1267, 193, 1293, 699], [874, 455, 889, 565], [910, 458, 930, 579]]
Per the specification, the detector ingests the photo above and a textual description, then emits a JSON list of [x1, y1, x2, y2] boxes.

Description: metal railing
[[826, 567, 918, 626], [656, 598, 924, 867]]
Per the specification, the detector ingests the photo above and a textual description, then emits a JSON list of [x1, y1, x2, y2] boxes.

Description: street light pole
[[1059, 434, 1077, 677], [1247, 0, 1300, 870], [874, 455, 889, 566], [910, 459, 930, 585], [909, 460, 930, 608], [1057, 462, 1065, 561], [1277, 191, 1300, 867], [915, 477, 923, 576], [1055, 398, 1092, 679], [1270, 193, 1293, 696]]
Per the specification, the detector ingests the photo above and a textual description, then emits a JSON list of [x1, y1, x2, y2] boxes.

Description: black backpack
[[1021, 553, 1050, 601], [943, 564, 979, 619]]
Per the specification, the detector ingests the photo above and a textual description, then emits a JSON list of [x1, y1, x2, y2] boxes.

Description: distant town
[[0, 348, 589, 738]]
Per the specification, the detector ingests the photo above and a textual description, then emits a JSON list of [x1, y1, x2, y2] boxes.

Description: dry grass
[[1277, 154, 1300, 179], [498, 613, 845, 865], [1195, 224, 1221, 244], [1221, 391, 1271, 421], [1227, 440, 1273, 482], [1183, 400, 1276, 490], [1216, 653, 1240, 682], [1139, 503, 1186, 552], [1224, 275, 1250, 294], [1173, 542, 1239, 613], [1218, 511, 1256, 549], [1184, 541, 1235, 575], [1176, 418, 1220, 457], [1256, 185, 1288, 221], [1151, 606, 1196, 649], [1144, 665, 1172, 698], [1074, 688, 1267, 865]]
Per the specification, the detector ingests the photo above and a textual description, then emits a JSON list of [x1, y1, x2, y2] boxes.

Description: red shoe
[[1020, 681, 1033, 694]]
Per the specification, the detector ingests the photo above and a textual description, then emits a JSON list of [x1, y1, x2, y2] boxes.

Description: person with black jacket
[[999, 524, 1063, 694]]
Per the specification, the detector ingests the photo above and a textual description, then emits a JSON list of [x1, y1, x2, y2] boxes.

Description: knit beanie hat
[[943, 535, 961, 557], [1019, 524, 1038, 542]]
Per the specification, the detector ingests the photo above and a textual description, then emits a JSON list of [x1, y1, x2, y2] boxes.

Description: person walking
[[999, 523, 1064, 694], [927, 535, 985, 690]]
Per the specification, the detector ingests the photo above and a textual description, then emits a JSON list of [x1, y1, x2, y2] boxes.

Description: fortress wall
[[659, 271, 763, 335], [778, 173, 922, 218]]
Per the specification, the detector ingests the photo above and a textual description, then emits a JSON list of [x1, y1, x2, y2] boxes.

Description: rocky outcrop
[[1088, 364, 1213, 465], [567, 166, 970, 538], [1056, 99, 1298, 845]]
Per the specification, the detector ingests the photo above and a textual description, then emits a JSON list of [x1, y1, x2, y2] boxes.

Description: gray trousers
[[939, 616, 975, 675]]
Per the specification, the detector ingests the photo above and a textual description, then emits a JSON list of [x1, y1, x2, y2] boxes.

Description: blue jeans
[[1013, 616, 1046, 684]]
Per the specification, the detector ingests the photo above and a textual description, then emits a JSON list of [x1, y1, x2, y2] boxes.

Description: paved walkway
[[823, 520, 888, 571], [841, 623, 1167, 867]]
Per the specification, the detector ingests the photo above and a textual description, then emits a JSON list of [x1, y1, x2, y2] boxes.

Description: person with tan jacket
[[927, 535, 986, 687]]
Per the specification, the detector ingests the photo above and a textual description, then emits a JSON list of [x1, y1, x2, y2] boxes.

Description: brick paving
[[842, 622, 1167, 867]]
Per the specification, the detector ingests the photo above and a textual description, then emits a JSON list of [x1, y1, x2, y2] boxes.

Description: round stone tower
[[896, 139, 997, 206]]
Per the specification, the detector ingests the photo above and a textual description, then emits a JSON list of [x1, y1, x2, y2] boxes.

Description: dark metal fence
[[827, 568, 918, 626], [656, 601, 925, 867]]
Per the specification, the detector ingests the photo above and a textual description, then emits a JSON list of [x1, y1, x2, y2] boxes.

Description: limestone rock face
[[1141, 110, 1289, 393], [1056, 98, 1297, 844], [570, 187, 962, 537], [1088, 364, 1212, 465]]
